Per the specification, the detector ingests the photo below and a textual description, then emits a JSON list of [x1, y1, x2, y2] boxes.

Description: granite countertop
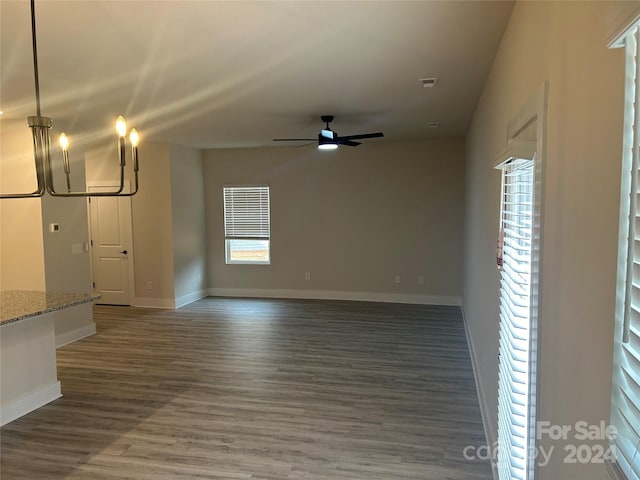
[[0, 290, 97, 326]]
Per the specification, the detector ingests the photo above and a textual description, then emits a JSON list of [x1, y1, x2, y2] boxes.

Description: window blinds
[[223, 186, 270, 239], [497, 158, 535, 480], [610, 26, 640, 480]]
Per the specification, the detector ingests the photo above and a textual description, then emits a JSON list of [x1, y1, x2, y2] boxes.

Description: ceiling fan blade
[[338, 139, 361, 147], [272, 138, 317, 142], [338, 132, 384, 141]]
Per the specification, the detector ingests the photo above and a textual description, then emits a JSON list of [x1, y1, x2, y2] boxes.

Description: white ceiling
[[1, 1, 513, 150]]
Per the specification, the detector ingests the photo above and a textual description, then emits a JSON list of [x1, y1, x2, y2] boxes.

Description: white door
[[88, 185, 134, 305]]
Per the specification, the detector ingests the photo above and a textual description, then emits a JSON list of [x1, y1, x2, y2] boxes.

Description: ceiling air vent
[[420, 77, 438, 88]]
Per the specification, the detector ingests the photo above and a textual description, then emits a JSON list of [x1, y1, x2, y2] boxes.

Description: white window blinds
[[611, 25, 640, 480], [497, 157, 535, 480], [223, 186, 270, 239]]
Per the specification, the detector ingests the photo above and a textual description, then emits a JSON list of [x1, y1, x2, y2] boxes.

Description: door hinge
[[92, 281, 96, 289], [90, 239, 93, 246]]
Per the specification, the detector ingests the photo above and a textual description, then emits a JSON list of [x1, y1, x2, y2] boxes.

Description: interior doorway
[[87, 183, 135, 305]]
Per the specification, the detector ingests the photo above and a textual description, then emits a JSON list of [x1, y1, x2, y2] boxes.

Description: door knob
[[120, 250, 128, 254]]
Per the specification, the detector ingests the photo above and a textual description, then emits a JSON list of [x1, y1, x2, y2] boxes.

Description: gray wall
[[170, 144, 208, 305], [204, 139, 465, 303], [41, 195, 93, 343], [130, 143, 175, 305]]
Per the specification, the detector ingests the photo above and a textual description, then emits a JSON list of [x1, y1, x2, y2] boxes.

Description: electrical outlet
[[418, 275, 425, 285], [305, 272, 311, 280], [394, 275, 401, 284], [146, 281, 153, 290]]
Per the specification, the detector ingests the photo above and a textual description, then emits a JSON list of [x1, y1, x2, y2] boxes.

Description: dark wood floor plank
[[1, 297, 492, 479]]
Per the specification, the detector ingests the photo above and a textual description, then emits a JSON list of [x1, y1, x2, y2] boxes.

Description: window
[[495, 142, 538, 480], [223, 185, 270, 264], [610, 24, 640, 480]]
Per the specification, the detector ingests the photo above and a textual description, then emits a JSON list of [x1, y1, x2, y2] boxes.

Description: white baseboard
[[133, 297, 176, 309], [461, 305, 497, 480], [175, 290, 208, 309], [207, 288, 461, 306], [0, 381, 61, 427], [55, 322, 96, 348]]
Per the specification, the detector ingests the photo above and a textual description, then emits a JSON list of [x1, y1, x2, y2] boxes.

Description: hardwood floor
[[0, 297, 492, 479]]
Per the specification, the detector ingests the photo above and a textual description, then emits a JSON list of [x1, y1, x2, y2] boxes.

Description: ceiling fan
[[273, 115, 384, 150]]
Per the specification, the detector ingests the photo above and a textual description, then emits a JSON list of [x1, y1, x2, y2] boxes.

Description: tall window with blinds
[[223, 186, 271, 265], [496, 156, 536, 480], [610, 25, 640, 480]]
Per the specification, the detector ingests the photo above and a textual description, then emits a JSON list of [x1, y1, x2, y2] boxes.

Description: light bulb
[[116, 116, 127, 137], [129, 128, 139, 147], [59, 132, 69, 151]]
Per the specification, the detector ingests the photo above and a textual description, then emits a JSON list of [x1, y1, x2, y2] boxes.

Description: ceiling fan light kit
[[273, 115, 384, 151], [318, 142, 339, 151], [0, 0, 141, 199]]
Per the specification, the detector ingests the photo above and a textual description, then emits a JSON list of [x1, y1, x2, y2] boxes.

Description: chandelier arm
[[117, 148, 140, 196], [0, 190, 44, 198], [115, 171, 139, 197], [45, 132, 128, 197], [0, 184, 45, 199], [45, 165, 126, 197]]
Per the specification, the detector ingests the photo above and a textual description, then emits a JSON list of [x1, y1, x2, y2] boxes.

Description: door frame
[[87, 181, 136, 305]]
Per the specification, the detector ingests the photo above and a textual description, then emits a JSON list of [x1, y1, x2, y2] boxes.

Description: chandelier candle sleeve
[[116, 116, 127, 167], [58, 133, 71, 192], [129, 128, 139, 172]]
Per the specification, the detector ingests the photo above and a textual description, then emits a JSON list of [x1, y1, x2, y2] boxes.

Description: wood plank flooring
[[0, 297, 492, 479]]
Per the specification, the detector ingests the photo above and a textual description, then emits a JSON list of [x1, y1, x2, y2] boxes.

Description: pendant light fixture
[[1, 0, 140, 199]]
